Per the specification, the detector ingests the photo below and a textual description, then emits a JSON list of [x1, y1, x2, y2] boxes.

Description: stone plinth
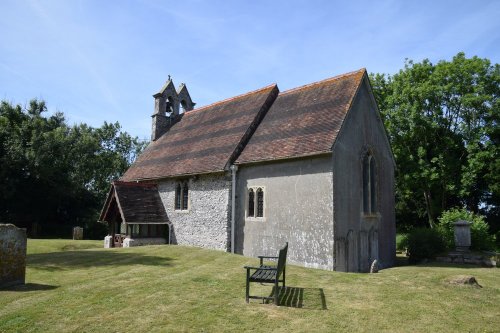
[[453, 220, 471, 252], [0, 224, 27, 288], [73, 227, 83, 240], [123, 237, 166, 247]]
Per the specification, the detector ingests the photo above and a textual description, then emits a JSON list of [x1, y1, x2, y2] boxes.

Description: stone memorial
[[73, 226, 84, 240], [0, 224, 27, 288], [453, 220, 471, 252]]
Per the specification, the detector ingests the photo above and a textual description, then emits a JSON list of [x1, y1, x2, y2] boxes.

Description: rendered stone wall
[[332, 77, 396, 272], [235, 157, 334, 270], [0, 224, 27, 287], [158, 173, 231, 251]]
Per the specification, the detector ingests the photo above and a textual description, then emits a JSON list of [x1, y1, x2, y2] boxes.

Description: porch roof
[[99, 181, 169, 224]]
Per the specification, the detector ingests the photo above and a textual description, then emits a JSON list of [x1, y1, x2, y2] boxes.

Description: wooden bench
[[244, 242, 288, 306]]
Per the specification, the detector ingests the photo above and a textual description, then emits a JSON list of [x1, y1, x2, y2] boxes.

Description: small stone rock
[[448, 275, 482, 288], [370, 259, 379, 273]]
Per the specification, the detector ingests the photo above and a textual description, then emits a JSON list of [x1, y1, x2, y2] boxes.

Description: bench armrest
[[258, 255, 278, 266]]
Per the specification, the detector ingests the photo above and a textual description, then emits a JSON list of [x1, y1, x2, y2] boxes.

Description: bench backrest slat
[[276, 242, 288, 277]]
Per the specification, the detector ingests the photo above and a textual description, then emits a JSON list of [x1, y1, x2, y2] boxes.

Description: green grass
[[1, 239, 499, 332]]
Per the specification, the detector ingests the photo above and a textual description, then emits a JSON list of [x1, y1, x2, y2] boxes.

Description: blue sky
[[1, 0, 499, 140]]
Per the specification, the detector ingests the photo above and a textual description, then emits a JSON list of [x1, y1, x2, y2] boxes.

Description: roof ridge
[[279, 68, 366, 96], [185, 83, 277, 115], [113, 181, 156, 188]]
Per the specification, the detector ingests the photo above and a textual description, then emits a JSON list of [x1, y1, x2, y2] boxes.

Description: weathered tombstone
[[0, 224, 27, 288], [104, 235, 113, 248], [370, 259, 379, 273], [453, 220, 471, 252], [72, 226, 83, 240]]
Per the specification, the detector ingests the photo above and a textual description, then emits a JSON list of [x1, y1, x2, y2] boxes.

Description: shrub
[[85, 221, 108, 240], [406, 227, 446, 264], [438, 208, 496, 251], [396, 233, 408, 252]]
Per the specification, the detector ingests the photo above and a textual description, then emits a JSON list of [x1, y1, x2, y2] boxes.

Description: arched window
[[175, 181, 189, 211], [175, 183, 182, 210], [246, 187, 265, 219], [180, 100, 187, 114], [247, 189, 255, 217], [182, 183, 189, 210], [363, 153, 377, 214], [165, 97, 174, 115], [256, 188, 264, 217]]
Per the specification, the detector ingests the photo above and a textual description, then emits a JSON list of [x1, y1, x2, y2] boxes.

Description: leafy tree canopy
[[370, 52, 499, 230], [0, 99, 147, 236]]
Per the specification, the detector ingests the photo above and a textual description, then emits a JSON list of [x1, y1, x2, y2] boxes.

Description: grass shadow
[[28, 250, 173, 271], [267, 286, 327, 310], [0, 283, 59, 292]]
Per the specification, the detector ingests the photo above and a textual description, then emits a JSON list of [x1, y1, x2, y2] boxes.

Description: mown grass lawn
[[1, 239, 499, 333]]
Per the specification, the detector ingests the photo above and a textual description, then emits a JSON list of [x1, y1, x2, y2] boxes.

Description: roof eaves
[[130, 169, 227, 182], [235, 150, 332, 166]]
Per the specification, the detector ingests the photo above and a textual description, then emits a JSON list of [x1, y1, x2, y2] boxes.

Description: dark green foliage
[[396, 233, 408, 252], [0, 99, 147, 236], [437, 208, 496, 251], [84, 221, 109, 240], [406, 228, 446, 264], [370, 53, 500, 229]]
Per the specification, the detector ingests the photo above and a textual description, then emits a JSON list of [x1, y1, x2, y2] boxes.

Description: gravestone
[[0, 224, 27, 288], [370, 259, 379, 273], [73, 226, 83, 240], [453, 220, 471, 252]]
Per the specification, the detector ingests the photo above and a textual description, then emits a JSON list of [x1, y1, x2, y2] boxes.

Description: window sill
[[361, 212, 380, 219], [174, 209, 190, 214], [245, 217, 266, 222]]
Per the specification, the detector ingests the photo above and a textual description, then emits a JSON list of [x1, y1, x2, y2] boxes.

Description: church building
[[99, 69, 396, 272]]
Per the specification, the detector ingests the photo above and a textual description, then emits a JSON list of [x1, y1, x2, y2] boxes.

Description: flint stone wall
[[158, 173, 231, 251], [0, 224, 27, 287]]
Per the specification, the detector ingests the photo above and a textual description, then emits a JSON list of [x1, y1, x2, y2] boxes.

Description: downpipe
[[230, 165, 238, 253]]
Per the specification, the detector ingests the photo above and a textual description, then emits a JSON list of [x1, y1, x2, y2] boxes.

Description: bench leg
[[274, 279, 279, 306], [283, 267, 286, 288], [246, 270, 250, 303]]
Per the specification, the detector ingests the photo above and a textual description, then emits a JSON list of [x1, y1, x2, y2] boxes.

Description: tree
[[370, 53, 500, 230], [0, 99, 147, 236]]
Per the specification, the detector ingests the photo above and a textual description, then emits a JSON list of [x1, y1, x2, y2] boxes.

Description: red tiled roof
[[121, 84, 278, 180], [235, 69, 365, 164]]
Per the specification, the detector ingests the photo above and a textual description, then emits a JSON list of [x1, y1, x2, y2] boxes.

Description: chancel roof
[[235, 69, 365, 164]]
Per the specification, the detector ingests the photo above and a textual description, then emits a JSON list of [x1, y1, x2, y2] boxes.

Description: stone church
[[99, 69, 396, 272]]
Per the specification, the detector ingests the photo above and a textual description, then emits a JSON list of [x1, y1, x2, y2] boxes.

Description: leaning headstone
[[453, 220, 471, 252], [370, 259, 379, 273], [0, 224, 27, 288], [72, 226, 83, 240]]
